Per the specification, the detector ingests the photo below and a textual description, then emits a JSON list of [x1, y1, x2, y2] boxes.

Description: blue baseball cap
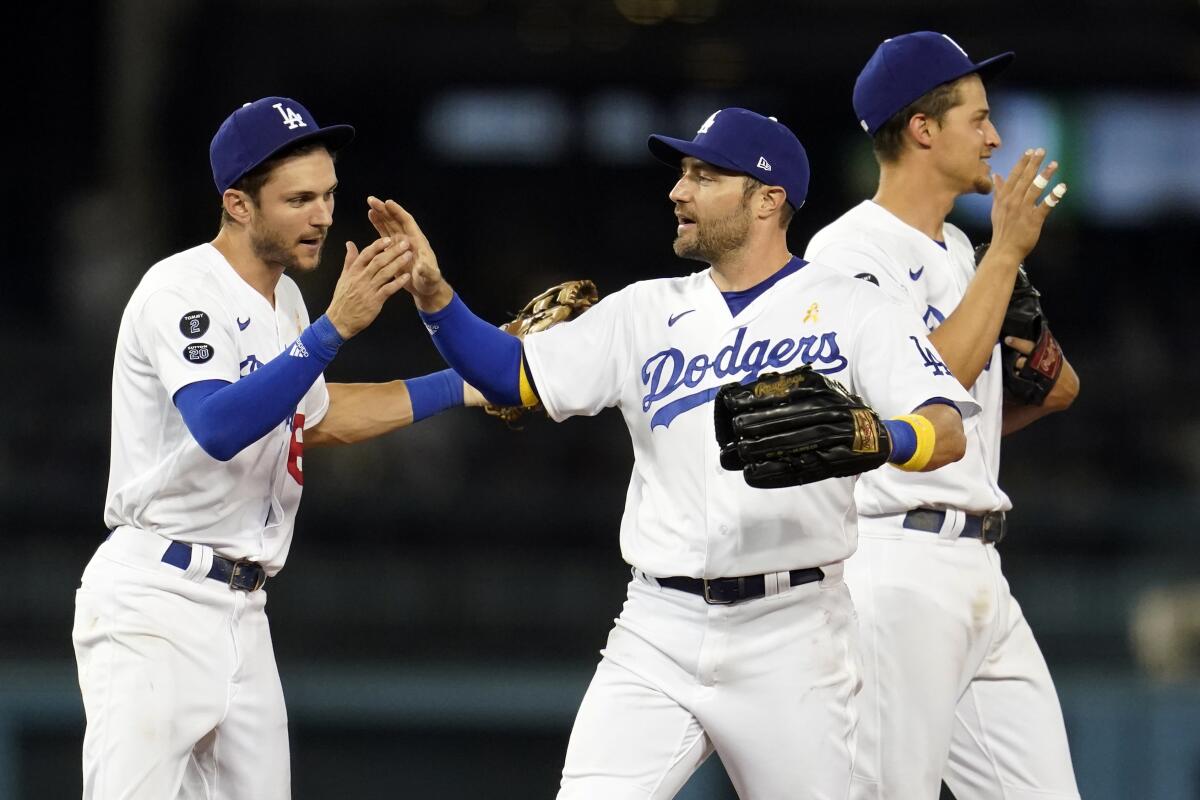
[[853, 32, 1014, 136], [210, 96, 355, 194], [647, 108, 810, 210]]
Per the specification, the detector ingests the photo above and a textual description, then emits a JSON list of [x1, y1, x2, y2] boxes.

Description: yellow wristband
[[518, 356, 539, 407], [892, 413, 936, 472]]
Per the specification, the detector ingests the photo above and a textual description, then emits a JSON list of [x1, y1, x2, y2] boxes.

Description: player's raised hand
[[367, 196, 453, 313], [988, 148, 1067, 265], [324, 236, 413, 339]]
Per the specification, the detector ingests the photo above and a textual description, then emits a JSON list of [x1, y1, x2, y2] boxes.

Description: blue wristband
[[417, 293, 523, 406], [882, 418, 917, 464], [307, 314, 345, 360], [406, 369, 464, 422]]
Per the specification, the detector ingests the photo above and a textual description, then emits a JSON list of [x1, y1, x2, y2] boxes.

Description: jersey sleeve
[[805, 241, 922, 314], [847, 290, 979, 421], [522, 285, 634, 421], [134, 285, 240, 398]]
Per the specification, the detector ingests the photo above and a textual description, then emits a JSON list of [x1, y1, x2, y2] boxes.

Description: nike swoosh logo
[[909, 266, 924, 281], [668, 309, 696, 327], [237, 317, 251, 331]]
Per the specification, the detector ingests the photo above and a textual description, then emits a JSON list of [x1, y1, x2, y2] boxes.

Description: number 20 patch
[[183, 343, 214, 364]]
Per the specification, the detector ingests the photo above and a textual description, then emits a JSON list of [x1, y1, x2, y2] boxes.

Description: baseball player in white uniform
[[72, 96, 480, 799], [805, 32, 1082, 799], [368, 108, 981, 799]]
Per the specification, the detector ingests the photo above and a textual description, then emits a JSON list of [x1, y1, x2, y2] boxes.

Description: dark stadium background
[[3, 1, 1197, 797]]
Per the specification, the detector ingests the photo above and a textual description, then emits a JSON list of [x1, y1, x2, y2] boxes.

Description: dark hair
[[871, 78, 965, 164], [219, 140, 334, 226], [742, 177, 794, 228]]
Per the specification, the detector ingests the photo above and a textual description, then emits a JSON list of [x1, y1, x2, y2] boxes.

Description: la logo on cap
[[697, 111, 720, 135], [273, 102, 307, 130]]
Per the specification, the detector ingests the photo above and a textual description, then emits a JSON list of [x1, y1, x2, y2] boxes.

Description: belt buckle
[[229, 560, 266, 591], [981, 512, 1007, 544], [700, 578, 734, 604]]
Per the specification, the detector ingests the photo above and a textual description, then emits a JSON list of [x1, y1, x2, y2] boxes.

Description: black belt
[[162, 541, 268, 591], [657, 567, 825, 605], [902, 508, 1006, 544]]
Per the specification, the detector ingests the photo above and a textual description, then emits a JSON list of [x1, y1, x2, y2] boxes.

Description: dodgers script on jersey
[[806, 200, 1010, 516], [523, 259, 978, 578], [105, 243, 329, 574]]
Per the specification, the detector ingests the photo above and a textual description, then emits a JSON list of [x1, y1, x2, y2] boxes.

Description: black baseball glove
[[484, 279, 600, 425], [714, 365, 891, 489], [974, 243, 1064, 406]]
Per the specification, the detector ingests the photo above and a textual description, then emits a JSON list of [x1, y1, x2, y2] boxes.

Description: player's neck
[[708, 235, 793, 292], [872, 165, 957, 242], [211, 228, 284, 306]]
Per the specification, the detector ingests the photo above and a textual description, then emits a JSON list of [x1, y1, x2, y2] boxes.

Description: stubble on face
[[248, 211, 324, 273], [970, 172, 995, 196], [674, 197, 753, 263]]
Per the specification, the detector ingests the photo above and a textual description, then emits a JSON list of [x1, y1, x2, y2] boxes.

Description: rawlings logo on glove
[[714, 365, 891, 489]]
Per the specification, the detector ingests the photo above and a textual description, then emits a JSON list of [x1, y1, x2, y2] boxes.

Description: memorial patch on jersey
[[641, 326, 848, 429], [183, 343, 214, 364], [179, 311, 210, 339], [854, 272, 879, 286]]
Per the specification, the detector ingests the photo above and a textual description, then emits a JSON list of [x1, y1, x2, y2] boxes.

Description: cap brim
[[287, 123, 356, 154], [253, 123, 356, 174], [647, 134, 746, 174], [972, 51, 1015, 83]]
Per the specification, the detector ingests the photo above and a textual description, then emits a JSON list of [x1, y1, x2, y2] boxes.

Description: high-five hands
[[367, 196, 453, 313], [325, 236, 413, 340]]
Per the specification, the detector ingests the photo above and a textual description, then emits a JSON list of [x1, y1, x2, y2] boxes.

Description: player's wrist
[[308, 315, 346, 358], [978, 241, 1024, 271], [415, 283, 454, 314], [884, 414, 936, 471], [323, 308, 356, 341]]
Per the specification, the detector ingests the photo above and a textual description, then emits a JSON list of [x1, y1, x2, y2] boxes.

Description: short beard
[[248, 217, 320, 273], [970, 173, 995, 195], [673, 200, 752, 264]]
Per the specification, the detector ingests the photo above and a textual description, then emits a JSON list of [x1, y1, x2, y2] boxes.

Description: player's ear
[[757, 186, 787, 221], [907, 113, 936, 150], [222, 189, 254, 225]]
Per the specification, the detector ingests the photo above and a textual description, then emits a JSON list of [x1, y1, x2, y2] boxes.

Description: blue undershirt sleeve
[[417, 293, 523, 406], [405, 369, 465, 423], [173, 315, 344, 461]]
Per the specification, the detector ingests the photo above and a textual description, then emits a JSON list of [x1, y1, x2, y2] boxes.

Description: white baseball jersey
[[805, 200, 1010, 515], [104, 242, 329, 575], [522, 258, 979, 578]]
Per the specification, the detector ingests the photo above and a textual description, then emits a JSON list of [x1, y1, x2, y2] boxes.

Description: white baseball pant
[[558, 564, 860, 800], [72, 527, 289, 800], [846, 513, 1079, 800]]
